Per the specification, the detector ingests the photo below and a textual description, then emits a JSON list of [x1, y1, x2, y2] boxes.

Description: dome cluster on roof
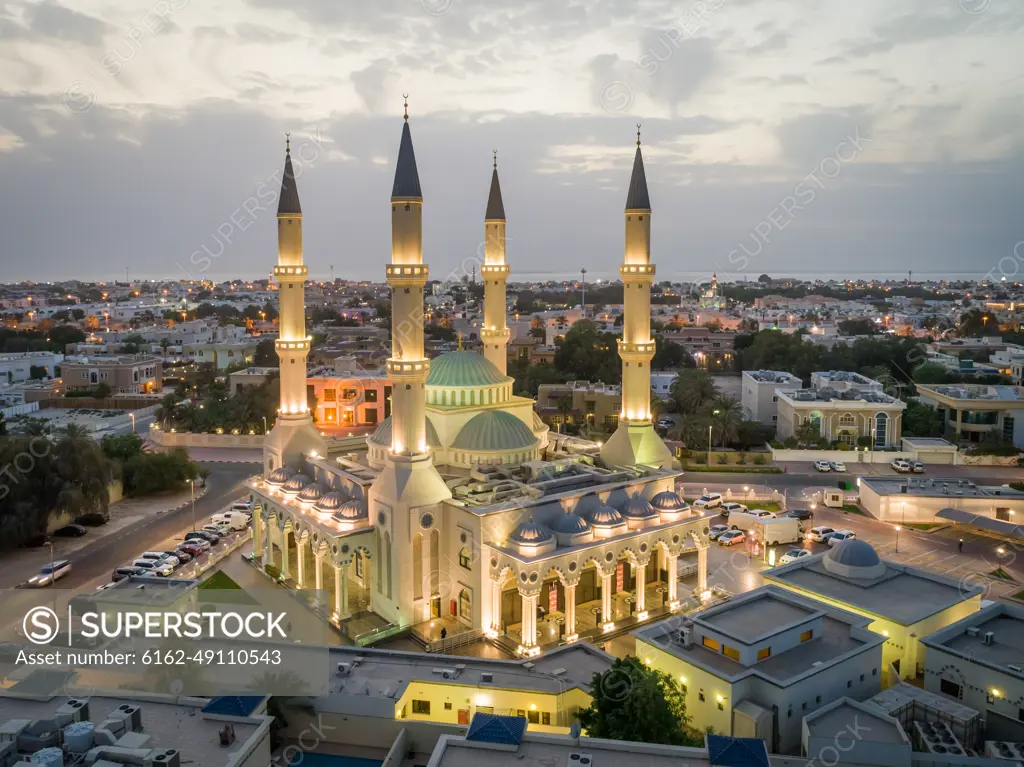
[[298, 484, 324, 502], [549, 513, 592, 535], [314, 491, 348, 512], [332, 500, 368, 522], [650, 491, 688, 512], [282, 473, 311, 492], [453, 411, 537, 452], [589, 505, 626, 527], [266, 467, 297, 486], [509, 520, 554, 545], [622, 494, 658, 520], [426, 351, 510, 388]]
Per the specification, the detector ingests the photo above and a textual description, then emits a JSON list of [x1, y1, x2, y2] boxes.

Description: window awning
[[936, 508, 1024, 538]]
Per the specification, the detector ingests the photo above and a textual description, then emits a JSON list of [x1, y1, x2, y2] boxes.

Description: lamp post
[[895, 525, 901, 553], [188, 478, 196, 531], [130, 412, 135, 433], [708, 410, 720, 464], [262, 416, 268, 435]]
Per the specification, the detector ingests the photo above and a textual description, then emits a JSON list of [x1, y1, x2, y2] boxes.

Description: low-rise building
[[916, 383, 1024, 447], [228, 366, 278, 394], [858, 475, 1024, 524], [802, 697, 912, 767], [0, 351, 63, 384], [536, 381, 622, 431], [307, 369, 391, 430], [635, 585, 886, 753], [776, 372, 906, 448], [60, 354, 162, 394], [742, 370, 802, 425], [661, 328, 735, 369], [763, 541, 982, 683], [921, 601, 1024, 742]]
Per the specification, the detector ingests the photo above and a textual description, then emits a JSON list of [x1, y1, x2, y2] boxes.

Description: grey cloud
[[775, 108, 874, 168], [24, 0, 110, 46], [748, 31, 788, 54], [351, 59, 395, 114]]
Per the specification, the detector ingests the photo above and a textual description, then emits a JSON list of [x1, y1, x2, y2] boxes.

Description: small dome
[[298, 484, 324, 502], [369, 415, 441, 448], [332, 500, 368, 522], [426, 351, 510, 388], [589, 505, 625, 527], [549, 513, 592, 535], [266, 467, 296, 486], [823, 539, 886, 580], [650, 491, 687, 512], [621, 494, 658, 520], [509, 520, 554, 545], [314, 491, 347, 512], [452, 411, 538, 452], [282, 473, 311, 492]]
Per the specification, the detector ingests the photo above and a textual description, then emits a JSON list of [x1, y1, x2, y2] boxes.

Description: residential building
[[661, 327, 735, 368], [916, 383, 1024, 446], [536, 380, 622, 431], [857, 476, 1024, 525], [741, 370, 802, 425], [921, 601, 1024, 742], [60, 354, 162, 394], [0, 351, 63, 384], [228, 366, 278, 394], [775, 372, 906, 448], [763, 540, 982, 682], [635, 584, 886, 753], [182, 340, 259, 370], [508, 335, 555, 365], [307, 369, 392, 430]]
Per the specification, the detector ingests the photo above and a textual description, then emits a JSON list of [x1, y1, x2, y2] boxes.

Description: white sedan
[[826, 530, 858, 547], [814, 460, 832, 472], [708, 524, 730, 541], [829, 461, 847, 472], [778, 549, 812, 565]]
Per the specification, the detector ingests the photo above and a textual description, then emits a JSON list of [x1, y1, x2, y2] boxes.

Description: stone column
[[281, 530, 292, 581], [697, 544, 709, 596], [565, 580, 578, 641], [635, 559, 647, 615], [252, 508, 263, 557], [264, 515, 275, 563], [520, 590, 539, 651], [314, 549, 324, 592], [490, 576, 502, 633], [600, 571, 613, 628], [667, 553, 679, 604], [333, 563, 343, 616], [296, 537, 307, 588]]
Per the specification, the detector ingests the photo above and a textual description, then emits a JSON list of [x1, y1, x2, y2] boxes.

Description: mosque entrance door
[[430, 596, 441, 618]]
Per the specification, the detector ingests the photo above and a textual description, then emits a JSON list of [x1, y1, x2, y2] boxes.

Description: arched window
[[839, 413, 856, 428], [459, 547, 471, 570], [874, 412, 888, 447]]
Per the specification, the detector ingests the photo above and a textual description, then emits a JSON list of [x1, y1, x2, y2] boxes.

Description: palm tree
[[670, 369, 719, 414], [555, 395, 574, 433], [709, 397, 742, 448], [667, 413, 705, 450]]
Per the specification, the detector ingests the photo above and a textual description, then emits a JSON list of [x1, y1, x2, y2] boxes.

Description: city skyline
[[0, 0, 1021, 283]]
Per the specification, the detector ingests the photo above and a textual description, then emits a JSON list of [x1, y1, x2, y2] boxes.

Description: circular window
[[605, 551, 614, 562], [520, 572, 528, 583], [460, 532, 468, 544], [377, 511, 387, 526], [420, 512, 434, 529], [672, 534, 680, 544], [703, 526, 710, 535], [490, 556, 498, 569], [568, 561, 578, 572], [529, 572, 539, 583], [640, 542, 649, 553], [341, 544, 350, 554]]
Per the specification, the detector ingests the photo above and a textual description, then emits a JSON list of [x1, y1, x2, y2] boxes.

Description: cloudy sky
[[0, 0, 1021, 284]]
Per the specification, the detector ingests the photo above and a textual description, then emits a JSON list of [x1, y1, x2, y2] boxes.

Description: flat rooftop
[[432, 733, 711, 767], [745, 370, 800, 383], [0, 694, 265, 767], [764, 553, 977, 625], [859, 476, 1024, 499], [805, 698, 908, 745], [922, 602, 1024, 679], [920, 383, 1024, 402], [700, 592, 815, 644]]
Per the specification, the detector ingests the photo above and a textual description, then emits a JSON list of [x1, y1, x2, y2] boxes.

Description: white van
[[210, 512, 249, 531], [753, 517, 804, 546], [726, 510, 772, 532]]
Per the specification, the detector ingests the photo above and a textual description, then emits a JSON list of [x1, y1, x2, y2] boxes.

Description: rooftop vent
[[568, 754, 593, 766]]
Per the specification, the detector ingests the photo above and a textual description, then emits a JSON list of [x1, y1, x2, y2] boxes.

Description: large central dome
[[427, 351, 510, 388], [452, 410, 538, 452]]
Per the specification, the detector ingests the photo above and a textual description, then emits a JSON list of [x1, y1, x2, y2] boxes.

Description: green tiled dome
[[452, 411, 537, 452], [369, 416, 441, 447], [427, 351, 510, 388]]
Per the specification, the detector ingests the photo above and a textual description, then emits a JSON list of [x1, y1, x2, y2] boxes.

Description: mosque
[[248, 105, 715, 655]]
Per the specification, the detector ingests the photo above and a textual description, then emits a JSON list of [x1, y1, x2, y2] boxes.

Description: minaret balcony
[[480, 327, 511, 342], [480, 264, 510, 277], [275, 338, 311, 353], [386, 264, 429, 284], [387, 358, 430, 379], [274, 265, 308, 280], [620, 264, 656, 280], [617, 339, 656, 357]]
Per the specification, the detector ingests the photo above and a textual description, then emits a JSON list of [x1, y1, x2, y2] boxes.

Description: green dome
[[452, 411, 537, 452], [369, 416, 441, 447], [427, 351, 510, 388]]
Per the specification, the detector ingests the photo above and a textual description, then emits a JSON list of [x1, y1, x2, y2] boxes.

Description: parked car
[[28, 559, 72, 586], [826, 530, 858, 547], [168, 549, 192, 564], [132, 559, 174, 576], [693, 493, 723, 509], [185, 530, 220, 544], [202, 524, 232, 539], [177, 541, 207, 557], [111, 566, 146, 582], [912, 461, 925, 473], [139, 551, 179, 568], [209, 512, 249, 531], [709, 524, 730, 541], [829, 461, 847, 473], [890, 458, 913, 473], [718, 530, 746, 547], [656, 417, 674, 430], [788, 509, 813, 521], [53, 524, 87, 538], [230, 500, 254, 513], [814, 460, 832, 472], [806, 525, 835, 543], [720, 502, 747, 517], [753, 510, 777, 518], [778, 548, 813, 565]]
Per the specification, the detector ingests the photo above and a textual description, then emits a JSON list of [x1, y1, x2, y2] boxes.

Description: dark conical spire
[[625, 124, 650, 212], [485, 150, 505, 221], [391, 95, 422, 200], [277, 134, 301, 215]]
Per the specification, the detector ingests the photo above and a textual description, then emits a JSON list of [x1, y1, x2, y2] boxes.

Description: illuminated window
[[757, 647, 771, 661], [459, 547, 472, 570], [722, 645, 740, 661], [702, 637, 720, 652], [800, 630, 813, 642], [412, 700, 430, 715], [323, 388, 336, 402]]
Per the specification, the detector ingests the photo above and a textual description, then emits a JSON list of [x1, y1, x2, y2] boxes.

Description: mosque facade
[[248, 107, 714, 655]]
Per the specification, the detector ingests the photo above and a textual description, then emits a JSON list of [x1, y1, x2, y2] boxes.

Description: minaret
[[601, 127, 674, 469], [480, 151, 510, 375], [262, 137, 325, 473], [369, 99, 451, 628]]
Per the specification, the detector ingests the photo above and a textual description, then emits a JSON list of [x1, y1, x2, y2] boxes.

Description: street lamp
[[262, 416, 268, 434], [188, 478, 196, 531], [130, 412, 136, 433], [708, 410, 720, 464]]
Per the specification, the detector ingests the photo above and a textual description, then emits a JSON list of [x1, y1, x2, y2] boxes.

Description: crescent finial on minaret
[[285, 132, 291, 153], [493, 149, 497, 169], [636, 124, 641, 147], [403, 93, 409, 121]]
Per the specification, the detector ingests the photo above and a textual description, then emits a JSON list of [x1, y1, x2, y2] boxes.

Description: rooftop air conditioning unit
[[433, 668, 460, 680], [568, 753, 593, 766], [56, 699, 90, 724], [966, 627, 981, 637], [337, 663, 352, 676], [145, 749, 180, 767], [111, 704, 142, 733], [480, 673, 493, 684], [984, 631, 995, 645]]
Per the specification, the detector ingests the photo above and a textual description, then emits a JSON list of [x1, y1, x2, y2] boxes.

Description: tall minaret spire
[[263, 134, 325, 472], [601, 128, 674, 469], [481, 150, 510, 375]]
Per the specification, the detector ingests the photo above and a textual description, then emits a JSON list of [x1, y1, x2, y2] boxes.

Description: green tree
[[253, 339, 278, 367], [553, 320, 620, 384], [555, 394, 574, 432], [578, 656, 702, 746], [903, 400, 945, 438], [838, 318, 880, 336], [651, 337, 694, 370], [709, 396, 742, 447], [94, 381, 112, 399], [101, 433, 145, 463], [913, 363, 953, 385], [796, 419, 821, 443], [669, 369, 718, 414]]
